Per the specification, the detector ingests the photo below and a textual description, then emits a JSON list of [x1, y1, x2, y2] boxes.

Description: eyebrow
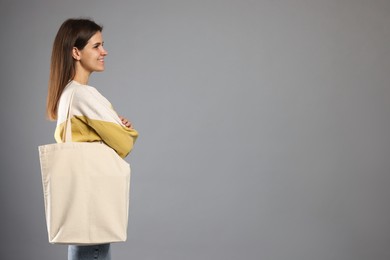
[[92, 41, 104, 46]]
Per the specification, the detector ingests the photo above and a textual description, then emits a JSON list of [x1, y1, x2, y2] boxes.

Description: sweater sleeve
[[71, 85, 138, 158]]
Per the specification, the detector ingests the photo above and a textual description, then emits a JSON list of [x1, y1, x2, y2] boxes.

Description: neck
[[73, 73, 90, 85], [73, 63, 91, 85]]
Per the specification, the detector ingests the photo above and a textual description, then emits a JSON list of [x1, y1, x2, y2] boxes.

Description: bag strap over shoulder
[[62, 88, 77, 143]]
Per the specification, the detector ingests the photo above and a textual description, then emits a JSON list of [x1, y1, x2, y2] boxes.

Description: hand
[[119, 116, 133, 129]]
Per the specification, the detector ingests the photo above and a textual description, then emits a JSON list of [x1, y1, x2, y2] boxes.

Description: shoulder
[[57, 81, 111, 123], [63, 81, 111, 107]]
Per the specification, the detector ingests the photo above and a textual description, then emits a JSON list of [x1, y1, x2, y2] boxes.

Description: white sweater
[[55, 81, 138, 158]]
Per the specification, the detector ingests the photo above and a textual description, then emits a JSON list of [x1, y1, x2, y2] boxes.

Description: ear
[[72, 47, 81, 61]]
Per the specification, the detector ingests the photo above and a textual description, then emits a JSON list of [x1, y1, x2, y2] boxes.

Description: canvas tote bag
[[38, 89, 131, 245]]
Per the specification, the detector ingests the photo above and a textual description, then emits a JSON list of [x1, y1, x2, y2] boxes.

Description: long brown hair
[[46, 18, 103, 120]]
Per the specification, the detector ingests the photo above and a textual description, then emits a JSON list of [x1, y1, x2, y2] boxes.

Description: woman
[[46, 18, 138, 260]]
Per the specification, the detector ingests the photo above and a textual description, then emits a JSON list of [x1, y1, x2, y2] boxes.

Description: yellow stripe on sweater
[[55, 116, 138, 158]]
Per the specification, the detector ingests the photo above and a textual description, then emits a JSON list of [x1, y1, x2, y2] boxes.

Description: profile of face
[[72, 31, 108, 74]]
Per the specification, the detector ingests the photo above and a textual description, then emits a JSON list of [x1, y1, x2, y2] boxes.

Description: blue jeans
[[68, 243, 111, 260]]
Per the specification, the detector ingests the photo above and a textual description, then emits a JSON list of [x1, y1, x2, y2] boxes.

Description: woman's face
[[76, 31, 108, 73]]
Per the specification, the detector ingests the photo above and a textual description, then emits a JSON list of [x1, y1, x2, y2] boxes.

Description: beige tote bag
[[38, 90, 131, 245]]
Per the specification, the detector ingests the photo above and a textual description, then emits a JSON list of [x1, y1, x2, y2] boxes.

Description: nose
[[100, 46, 108, 56]]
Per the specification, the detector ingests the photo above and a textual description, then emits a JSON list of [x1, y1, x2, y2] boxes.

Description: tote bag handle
[[62, 88, 76, 143]]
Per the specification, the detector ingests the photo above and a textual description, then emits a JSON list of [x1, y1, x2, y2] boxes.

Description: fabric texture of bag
[[38, 89, 131, 245]]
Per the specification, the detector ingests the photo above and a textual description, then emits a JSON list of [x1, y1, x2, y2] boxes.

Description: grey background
[[1, 0, 389, 259]]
